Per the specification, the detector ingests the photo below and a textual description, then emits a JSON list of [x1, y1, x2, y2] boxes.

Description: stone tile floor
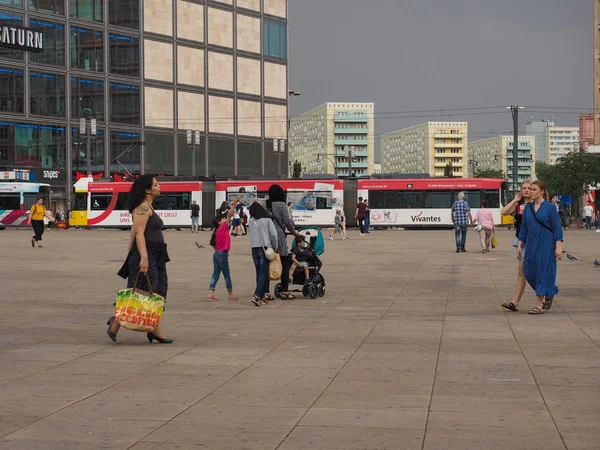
[[0, 227, 599, 449]]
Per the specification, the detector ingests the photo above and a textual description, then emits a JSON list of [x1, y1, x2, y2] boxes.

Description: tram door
[[343, 179, 358, 228], [201, 181, 216, 228]]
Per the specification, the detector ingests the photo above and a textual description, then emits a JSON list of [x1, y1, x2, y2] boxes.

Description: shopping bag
[[115, 273, 166, 332], [491, 235, 498, 249], [269, 253, 283, 281]]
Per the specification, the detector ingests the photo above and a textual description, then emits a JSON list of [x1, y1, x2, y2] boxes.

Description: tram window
[[153, 194, 166, 210], [426, 192, 452, 209], [288, 191, 333, 211], [24, 193, 37, 210], [370, 190, 425, 209], [463, 190, 482, 208], [0, 194, 19, 209], [396, 191, 425, 209], [116, 192, 128, 210], [90, 194, 113, 210], [72, 193, 87, 210], [484, 190, 500, 208], [167, 192, 191, 210]]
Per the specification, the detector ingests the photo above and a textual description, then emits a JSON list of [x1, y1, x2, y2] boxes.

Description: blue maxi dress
[[518, 201, 563, 297]]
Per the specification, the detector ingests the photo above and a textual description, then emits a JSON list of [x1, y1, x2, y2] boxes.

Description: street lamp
[[468, 159, 478, 177], [316, 153, 338, 176], [186, 130, 201, 176], [506, 105, 526, 193], [494, 153, 532, 192]]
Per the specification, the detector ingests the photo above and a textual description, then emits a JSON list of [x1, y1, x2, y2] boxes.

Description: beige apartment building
[[468, 136, 536, 185], [381, 122, 469, 177], [289, 103, 375, 177]]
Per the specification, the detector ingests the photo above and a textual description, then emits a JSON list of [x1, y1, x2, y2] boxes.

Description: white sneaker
[[329, 236, 334, 240], [360, 233, 364, 236], [596, 229, 600, 232]]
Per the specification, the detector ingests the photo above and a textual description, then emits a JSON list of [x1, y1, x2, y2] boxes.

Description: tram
[[0, 182, 52, 229], [69, 177, 508, 230]]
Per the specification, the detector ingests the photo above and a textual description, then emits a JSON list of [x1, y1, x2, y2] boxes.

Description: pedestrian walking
[[242, 203, 249, 235], [231, 198, 242, 236], [356, 197, 367, 235], [109, 175, 173, 344], [473, 200, 495, 252], [517, 180, 563, 315], [208, 210, 239, 302], [584, 201, 594, 230], [451, 191, 473, 252], [329, 209, 346, 240], [190, 200, 200, 233], [267, 184, 301, 300], [501, 181, 532, 312], [27, 197, 54, 248], [364, 199, 371, 233], [249, 201, 278, 306]]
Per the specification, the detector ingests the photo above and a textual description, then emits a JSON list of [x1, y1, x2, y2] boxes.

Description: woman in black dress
[[107, 175, 173, 344]]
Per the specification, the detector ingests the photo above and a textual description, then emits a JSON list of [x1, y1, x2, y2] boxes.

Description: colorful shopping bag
[[491, 235, 498, 249], [115, 273, 166, 332]]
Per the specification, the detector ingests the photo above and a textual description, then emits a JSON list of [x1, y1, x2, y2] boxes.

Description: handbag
[[257, 222, 276, 261], [269, 253, 283, 281], [115, 272, 166, 332], [474, 223, 482, 232]]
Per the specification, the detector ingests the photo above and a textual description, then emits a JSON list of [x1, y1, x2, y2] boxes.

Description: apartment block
[[381, 122, 468, 177], [525, 119, 578, 164], [469, 136, 536, 186], [289, 103, 374, 177]]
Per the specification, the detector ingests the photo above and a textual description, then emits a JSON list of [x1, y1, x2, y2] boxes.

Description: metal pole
[[86, 127, 91, 175], [512, 106, 519, 193]]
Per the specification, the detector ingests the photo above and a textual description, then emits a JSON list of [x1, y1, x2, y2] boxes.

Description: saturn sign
[[0, 25, 43, 52]]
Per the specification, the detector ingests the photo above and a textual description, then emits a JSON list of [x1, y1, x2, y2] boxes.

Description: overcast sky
[[288, 0, 592, 161]]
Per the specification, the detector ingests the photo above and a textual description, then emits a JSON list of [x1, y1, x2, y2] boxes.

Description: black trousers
[[281, 253, 291, 292], [31, 220, 44, 241]]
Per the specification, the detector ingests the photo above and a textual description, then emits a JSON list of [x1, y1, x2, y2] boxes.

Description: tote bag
[[269, 253, 283, 281], [115, 273, 166, 332]]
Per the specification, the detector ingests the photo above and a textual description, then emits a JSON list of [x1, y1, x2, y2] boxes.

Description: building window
[[145, 133, 174, 176], [264, 19, 286, 60], [238, 141, 262, 176], [109, 33, 139, 77], [208, 137, 234, 177], [71, 76, 104, 121], [0, 0, 23, 6], [109, 82, 140, 124], [108, 0, 139, 29], [177, 134, 205, 176], [0, 67, 24, 114], [70, 26, 103, 72], [71, 126, 104, 172], [70, 0, 103, 22], [29, 0, 64, 14], [29, 19, 65, 66], [109, 130, 140, 175], [0, 122, 66, 168], [30, 71, 65, 117], [0, 13, 24, 60]]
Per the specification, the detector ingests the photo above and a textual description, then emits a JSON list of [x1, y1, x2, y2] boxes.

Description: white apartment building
[[381, 122, 468, 177], [469, 136, 536, 185], [289, 103, 375, 177], [525, 120, 579, 164], [372, 162, 382, 174]]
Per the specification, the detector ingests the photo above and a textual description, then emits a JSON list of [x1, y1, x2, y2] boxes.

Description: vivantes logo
[[43, 170, 60, 179], [410, 211, 442, 223]]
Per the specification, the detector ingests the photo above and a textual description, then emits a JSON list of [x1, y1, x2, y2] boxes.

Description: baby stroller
[[275, 227, 326, 299]]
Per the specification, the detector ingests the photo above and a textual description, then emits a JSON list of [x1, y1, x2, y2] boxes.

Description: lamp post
[[495, 153, 532, 192], [468, 159, 478, 177], [316, 153, 338, 176], [186, 130, 200, 176], [79, 111, 96, 175], [506, 106, 525, 193], [286, 90, 300, 178]]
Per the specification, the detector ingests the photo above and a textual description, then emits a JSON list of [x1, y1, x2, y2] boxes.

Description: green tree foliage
[[292, 160, 303, 179], [474, 168, 505, 179], [443, 162, 453, 178]]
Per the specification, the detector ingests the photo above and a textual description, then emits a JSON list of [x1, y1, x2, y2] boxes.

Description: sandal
[[528, 306, 544, 315], [279, 292, 296, 300], [502, 302, 518, 312], [207, 295, 219, 302], [264, 294, 274, 301], [542, 296, 554, 311], [228, 295, 239, 301], [251, 295, 261, 307]]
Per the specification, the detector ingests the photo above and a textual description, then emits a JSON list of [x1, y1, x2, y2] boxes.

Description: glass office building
[[0, 0, 289, 205]]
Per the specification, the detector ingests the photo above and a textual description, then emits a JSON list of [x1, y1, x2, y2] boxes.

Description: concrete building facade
[[469, 136, 536, 186], [525, 119, 578, 164], [381, 122, 468, 178], [580, 114, 595, 148], [289, 102, 374, 177], [0, 0, 288, 206]]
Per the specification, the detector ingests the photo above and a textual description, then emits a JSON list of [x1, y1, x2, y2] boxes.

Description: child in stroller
[[276, 230, 326, 299]]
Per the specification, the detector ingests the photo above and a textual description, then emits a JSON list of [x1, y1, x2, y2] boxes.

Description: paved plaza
[[0, 226, 599, 450]]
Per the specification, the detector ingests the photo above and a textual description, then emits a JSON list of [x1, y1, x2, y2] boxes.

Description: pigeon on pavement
[[566, 254, 578, 261], [594, 258, 600, 267], [195, 242, 204, 249]]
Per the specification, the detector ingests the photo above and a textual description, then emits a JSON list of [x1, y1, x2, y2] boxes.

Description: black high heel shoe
[[147, 332, 173, 344], [106, 316, 117, 342]]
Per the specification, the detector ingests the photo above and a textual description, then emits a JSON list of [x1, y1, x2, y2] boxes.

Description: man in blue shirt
[[451, 191, 474, 253]]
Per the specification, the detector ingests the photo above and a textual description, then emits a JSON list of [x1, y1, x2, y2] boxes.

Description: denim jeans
[[252, 247, 270, 298], [210, 251, 232, 291], [365, 216, 370, 232], [358, 217, 366, 234], [585, 217, 592, 230], [455, 224, 468, 249]]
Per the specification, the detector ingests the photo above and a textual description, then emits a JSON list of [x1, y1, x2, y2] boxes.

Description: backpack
[[209, 229, 217, 248]]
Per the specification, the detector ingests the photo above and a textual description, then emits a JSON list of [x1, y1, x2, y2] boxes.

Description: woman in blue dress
[[517, 180, 563, 315]]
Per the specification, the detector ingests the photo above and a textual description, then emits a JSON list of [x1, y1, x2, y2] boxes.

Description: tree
[[474, 168, 505, 179], [534, 161, 559, 191], [443, 162, 453, 178], [292, 160, 303, 179]]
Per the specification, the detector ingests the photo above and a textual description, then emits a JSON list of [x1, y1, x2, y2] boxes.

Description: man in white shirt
[[584, 201, 594, 230]]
